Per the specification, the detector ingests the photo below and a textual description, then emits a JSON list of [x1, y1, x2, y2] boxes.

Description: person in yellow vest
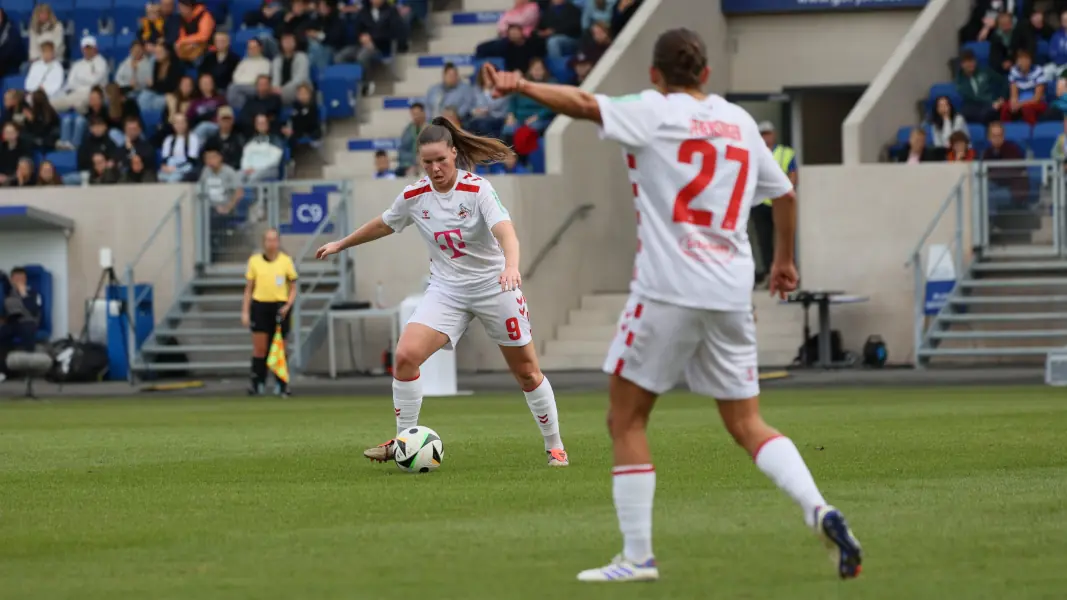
[[242, 228, 298, 396], [752, 121, 797, 287]]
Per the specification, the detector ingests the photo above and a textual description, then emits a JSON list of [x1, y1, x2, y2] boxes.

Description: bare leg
[[249, 331, 270, 393], [606, 374, 658, 563]]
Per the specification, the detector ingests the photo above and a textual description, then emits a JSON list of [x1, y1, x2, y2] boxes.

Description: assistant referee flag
[[266, 324, 289, 384]]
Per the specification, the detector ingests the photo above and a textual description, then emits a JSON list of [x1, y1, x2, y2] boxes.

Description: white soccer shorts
[[407, 287, 533, 349], [602, 294, 760, 400]]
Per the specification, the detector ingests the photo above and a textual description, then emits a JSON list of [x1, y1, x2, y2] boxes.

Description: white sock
[[754, 436, 827, 528], [392, 376, 423, 436], [523, 376, 563, 451], [613, 465, 656, 563]]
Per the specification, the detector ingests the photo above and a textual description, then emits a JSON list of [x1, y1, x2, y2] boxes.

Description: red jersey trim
[[455, 182, 481, 194], [403, 185, 432, 200]]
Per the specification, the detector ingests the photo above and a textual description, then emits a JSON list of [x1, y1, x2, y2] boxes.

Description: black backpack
[[47, 337, 109, 383], [794, 330, 846, 366]]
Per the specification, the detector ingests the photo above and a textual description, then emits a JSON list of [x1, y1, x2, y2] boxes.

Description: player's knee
[[393, 347, 424, 379], [512, 366, 541, 391]]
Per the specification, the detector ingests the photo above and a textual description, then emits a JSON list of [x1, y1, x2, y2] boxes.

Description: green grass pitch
[[3, 387, 1067, 599]]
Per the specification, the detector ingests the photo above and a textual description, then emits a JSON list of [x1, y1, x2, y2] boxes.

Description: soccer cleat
[[815, 505, 863, 579], [363, 439, 397, 462], [547, 448, 569, 467], [577, 555, 658, 582], [247, 382, 263, 396]]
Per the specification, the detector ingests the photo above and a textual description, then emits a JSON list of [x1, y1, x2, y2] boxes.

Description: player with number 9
[[484, 28, 861, 582], [315, 117, 570, 469]]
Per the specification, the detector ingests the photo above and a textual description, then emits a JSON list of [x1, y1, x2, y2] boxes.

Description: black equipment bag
[[863, 335, 888, 368], [46, 337, 109, 383], [795, 330, 846, 365]]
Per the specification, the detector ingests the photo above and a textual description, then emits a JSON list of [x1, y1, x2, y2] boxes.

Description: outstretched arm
[[316, 215, 395, 259], [484, 63, 602, 124]]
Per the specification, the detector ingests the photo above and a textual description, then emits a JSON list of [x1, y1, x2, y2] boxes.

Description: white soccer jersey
[[594, 90, 795, 311], [382, 171, 511, 298]]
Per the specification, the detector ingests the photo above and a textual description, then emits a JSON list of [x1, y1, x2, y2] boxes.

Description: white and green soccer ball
[[394, 426, 444, 473]]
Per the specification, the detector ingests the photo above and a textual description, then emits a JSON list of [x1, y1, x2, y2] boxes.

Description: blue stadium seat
[[1037, 39, 1050, 64], [546, 56, 576, 85], [45, 151, 78, 175], [1002, 122, 1032, 144], [527, 140, 545, 174], [1033, 121, 1063, 139], [111, 7, 142, 35], [896, 125, 913, 145], [20, 265, 53, 342], [74, 0, 113, 9], [4, 0, 35, 11], [112, 31, 136, 56], [49, 0, 76, 10], [233, 27, 272, 57], [72, 9, 107, 36], [968, 123, 987, 145], [142, 107, 163, 133], [927, 82, 962, 113], [963, 41, 990, 66], [1030, 135, 1057, 158], [319, 64, 363, 119], [2, 75, 26, 94]]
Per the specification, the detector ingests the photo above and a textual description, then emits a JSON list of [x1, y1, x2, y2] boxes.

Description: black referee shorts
[[249, 301, 290, 336]]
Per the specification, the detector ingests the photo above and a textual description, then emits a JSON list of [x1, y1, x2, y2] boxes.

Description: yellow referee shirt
[[246, 252, 298, 303]]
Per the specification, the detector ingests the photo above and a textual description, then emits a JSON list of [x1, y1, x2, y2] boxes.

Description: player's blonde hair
[[417, 117, 514, 171]]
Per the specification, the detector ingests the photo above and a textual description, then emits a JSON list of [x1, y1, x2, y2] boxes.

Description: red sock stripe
[[394, 374, 421, 382], [752, 434, 785, 461], [613, 465, 655, 476]]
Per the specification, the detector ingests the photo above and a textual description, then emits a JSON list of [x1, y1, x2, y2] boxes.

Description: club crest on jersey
[[422, 210, 430, 219], [457, 204, 470, 219]]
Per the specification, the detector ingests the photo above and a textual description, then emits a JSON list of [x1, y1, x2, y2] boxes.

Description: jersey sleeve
[[245, 258, 256, 281], [477, 182, 511, 230], [381, 190, 414, 232], [285, 256, 298, 281], [753, 141, 795, 201], [593, 90, 664, 148]]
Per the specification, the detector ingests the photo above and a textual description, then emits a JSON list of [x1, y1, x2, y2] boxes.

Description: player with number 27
[[484, 27, 862, 584]]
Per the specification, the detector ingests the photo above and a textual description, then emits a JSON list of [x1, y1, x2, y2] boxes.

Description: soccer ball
[[394, 426, 444, 473]]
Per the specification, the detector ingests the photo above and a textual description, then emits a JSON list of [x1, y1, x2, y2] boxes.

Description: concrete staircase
[[918, 257, 1067, 364]]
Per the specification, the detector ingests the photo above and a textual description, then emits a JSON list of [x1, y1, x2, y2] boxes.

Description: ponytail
[[418, 116, 514, 170]]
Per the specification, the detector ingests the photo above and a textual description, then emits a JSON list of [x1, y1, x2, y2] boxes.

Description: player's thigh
[[603, 295, 703, 395], [472, 288, 532, 347], [404, 289, 474, 352], [685, 310, 760, 401]]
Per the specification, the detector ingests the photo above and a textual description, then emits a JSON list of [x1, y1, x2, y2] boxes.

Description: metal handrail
[[905, 175, 965, 268], [525, 204, 595, 279]]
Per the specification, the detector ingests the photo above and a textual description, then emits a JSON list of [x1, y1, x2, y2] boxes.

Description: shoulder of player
[[455, 170, 491, 195], [400, 176, 433, 200]]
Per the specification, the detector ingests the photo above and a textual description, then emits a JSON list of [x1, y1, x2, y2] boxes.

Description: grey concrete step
[[949, 295, 1067, 304], [939, 312, 1067, 322], [179, 292, 336, 303], [142, 344, 252, 354], [930, 329, 1067, 339], [153, 327, 313, 337], [134, 361, 249, 372], [919, 346, 1061, 357], [972, 260, 1067, 273]]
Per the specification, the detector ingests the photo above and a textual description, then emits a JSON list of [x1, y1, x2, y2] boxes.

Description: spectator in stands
[[141, 3, 166, 51], [306, 0, 348, 71], [160, 113, 200, 182], [536, 0, 582, 59], [571, 20, 611, 83], [480, 152, 528, 175], [22, 91, 61, 152], [990, 11, 1035, 74], [397, 102, 427, 175], [25, 41, 65, 101], [244, 0, 284, 46], [1002, 48, 1048, 124], [0, 9, 26, 78], [983, 121, 1027, 213], [581, 0, 615, 32], [467, 68, 508, 138], [957, 48, 1006, 124], [1051, 118, 1067, 170], [199, 32, 241, 92], [610, 0, 643, 36], [271, 33, 311, 105], [350, 0, 406, 93], [60, 86, 107, 150], [160, 0, 183, 47], [229, 40, 272, 110], [2, 90, 28, 127], [139, 44, 183, 114], [502, 24, 546, 74], [116, 116, 156, 171], [89, 152, 120, 185], [946, 131, 977, 161], [277, 0, 314, 42], [52, 37, 110, 114], [198, 145, 244, 221], [1, 268, 42, 351], [960, 0, 1014, 44], [122, 153, 158, 183], [72, 116, 118, 184], [503, 57, 555, 143], [282, 83, 322, 148], [7, 158, 35, 187], [1026, 7, 1055, 42], [0, 123, 30, 184], [29, 5, 65, 64], [189, 73, 228, 140], [1051, 11, 1067, 71], [476, 0, 540, 59], [373, 150, 397, 179], [892, 127, 942, 163], [150, 75, 196, 145], [240, 75, 283, 134], [206, 106, 245, 169], [425, 63, 476, 121], [115, 40, 154, 97], [929, 96, 968, 148], [240, 113, 284, 182], [36, 160, 60, 186], [175, 0, 216, 63], [105, 83, 141, 145]]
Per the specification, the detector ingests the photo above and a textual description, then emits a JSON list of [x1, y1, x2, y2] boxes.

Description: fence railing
[[972, 159, 1061, 258]]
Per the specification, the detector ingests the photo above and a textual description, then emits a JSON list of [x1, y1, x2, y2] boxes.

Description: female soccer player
[[242, 228, 297, 397], [315, 117, 568, 467], [484, 29, 862, 581]]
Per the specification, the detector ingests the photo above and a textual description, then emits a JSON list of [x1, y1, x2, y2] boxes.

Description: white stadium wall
[[842, 0, 972, 163], [726, 10, 921, 93]]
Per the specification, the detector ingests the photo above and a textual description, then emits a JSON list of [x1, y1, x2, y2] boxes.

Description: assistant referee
[[242, 228, 297, 396]]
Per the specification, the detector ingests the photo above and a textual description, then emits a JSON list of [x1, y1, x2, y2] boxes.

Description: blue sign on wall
[[923, 279, 955, 316], [348, 138, 401, 151], [283, 192, 335, 235], [452, 11, 502, 24], [722, 0, 927, 13]]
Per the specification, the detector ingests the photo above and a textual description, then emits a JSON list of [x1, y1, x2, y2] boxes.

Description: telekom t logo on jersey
[[434, 229, 466, 258]]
